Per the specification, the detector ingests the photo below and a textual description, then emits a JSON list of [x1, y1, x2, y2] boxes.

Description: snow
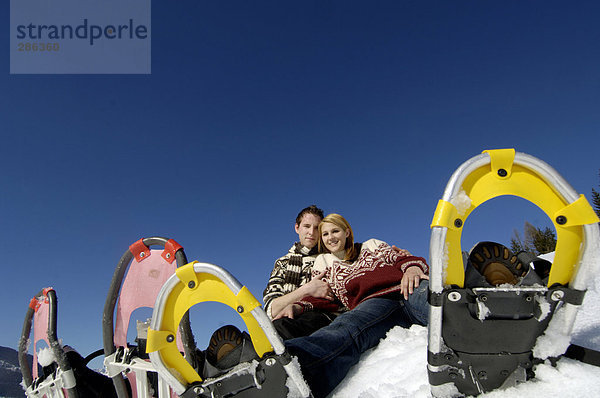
[[450, 190, 472, 216], [330, 324, 599, 397], [36, 346, 56, 367], [437, 242, 449, 294], [534, 295, 551, 322], [476, 301, 491, 321], [332, 252, 600, 397], [533, 306, 573, 360]]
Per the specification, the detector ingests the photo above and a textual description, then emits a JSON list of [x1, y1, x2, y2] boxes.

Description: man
[[262, 205, 337, 339]]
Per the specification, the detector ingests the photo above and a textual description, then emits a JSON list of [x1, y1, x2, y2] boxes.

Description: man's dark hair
[[295, 205, 324, 225]]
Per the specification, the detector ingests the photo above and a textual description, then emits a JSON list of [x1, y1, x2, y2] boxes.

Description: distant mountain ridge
[[0, 346, 27, 398]]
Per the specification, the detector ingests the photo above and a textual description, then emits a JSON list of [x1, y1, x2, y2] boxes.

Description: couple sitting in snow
[[261, 205, 430, 398]]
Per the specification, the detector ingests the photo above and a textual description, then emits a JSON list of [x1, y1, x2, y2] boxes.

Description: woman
[[280, 213, 429, 398], [275, 213, 429, 319]]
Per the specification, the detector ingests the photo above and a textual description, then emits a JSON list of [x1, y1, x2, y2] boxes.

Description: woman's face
[[321, 222, 349, 253]]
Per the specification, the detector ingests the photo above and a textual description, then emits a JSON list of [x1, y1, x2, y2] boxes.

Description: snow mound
[[332, 325, 430, 397], [37, 347, 57, 367]]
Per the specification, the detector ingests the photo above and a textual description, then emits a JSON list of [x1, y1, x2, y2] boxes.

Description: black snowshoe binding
[[427, 149, 600, 397]]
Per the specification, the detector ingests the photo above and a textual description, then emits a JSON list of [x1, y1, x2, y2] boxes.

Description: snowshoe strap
[[564, 344, 600, 367]]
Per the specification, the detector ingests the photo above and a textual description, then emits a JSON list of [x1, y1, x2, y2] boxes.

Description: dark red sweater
[[297, 239, 428, 312]]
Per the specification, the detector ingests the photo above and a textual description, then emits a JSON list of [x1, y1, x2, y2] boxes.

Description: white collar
[[299, 245, 312, 255]]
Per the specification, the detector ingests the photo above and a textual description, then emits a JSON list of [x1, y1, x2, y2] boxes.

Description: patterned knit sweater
[[297, 239, 428, 312], [262, 243, 319, 319]]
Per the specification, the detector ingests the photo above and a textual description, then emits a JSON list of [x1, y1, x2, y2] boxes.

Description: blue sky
[[2, 1, 599, 361]]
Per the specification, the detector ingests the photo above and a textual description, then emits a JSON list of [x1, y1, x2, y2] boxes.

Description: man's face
[[294, 213, 321, 249]]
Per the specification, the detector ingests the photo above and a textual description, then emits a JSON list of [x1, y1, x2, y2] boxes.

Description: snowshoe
[[144, 261, 311, 397], [428, 149, 600, 397], [102, 236, 197, 398], [18, 288, 116, 398]]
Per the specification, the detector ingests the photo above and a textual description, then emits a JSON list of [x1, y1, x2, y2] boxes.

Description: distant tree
[[510, 229, 529, 254], [510, 221, 556, 255], [510, 169, 599, 255], [592, 169, 600, 219], [529, 225, 557, 254]]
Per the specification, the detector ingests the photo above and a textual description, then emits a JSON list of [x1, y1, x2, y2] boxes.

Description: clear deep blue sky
[[2, 1, 599, 359]]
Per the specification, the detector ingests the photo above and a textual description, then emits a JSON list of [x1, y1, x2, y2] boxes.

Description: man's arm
[[268, 271, 333, 318], [262, 256, 290, 319]]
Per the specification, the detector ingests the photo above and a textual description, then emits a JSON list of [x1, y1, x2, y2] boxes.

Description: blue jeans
[[284, 280, 429, 398]]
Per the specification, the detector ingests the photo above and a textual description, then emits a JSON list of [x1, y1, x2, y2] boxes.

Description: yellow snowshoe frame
[[146, 261, 310, 397], [430, 148, 599, 288], [428, 149, 600, 397]]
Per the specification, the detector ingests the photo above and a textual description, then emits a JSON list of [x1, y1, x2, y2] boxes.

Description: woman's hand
[[303, 270, 335, 301], [273, 303, 303, 320], [401, 266, 429, 300]]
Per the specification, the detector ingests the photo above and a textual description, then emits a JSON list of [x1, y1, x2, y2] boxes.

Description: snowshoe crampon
[[145, 261, 311, 397], [19, 288, 113, 398], [103, 237, 197, 398], [428, 149, 600, 397]]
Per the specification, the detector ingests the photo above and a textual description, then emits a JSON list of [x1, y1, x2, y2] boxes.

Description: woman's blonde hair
[[318, 213, 358, 261]]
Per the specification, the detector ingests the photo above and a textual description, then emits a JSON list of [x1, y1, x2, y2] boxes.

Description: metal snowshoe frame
[[145, 261, 311, 398], [103, 236, 197, 398], [428, 148, 600, 396], [18, 288, 79, 398]]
